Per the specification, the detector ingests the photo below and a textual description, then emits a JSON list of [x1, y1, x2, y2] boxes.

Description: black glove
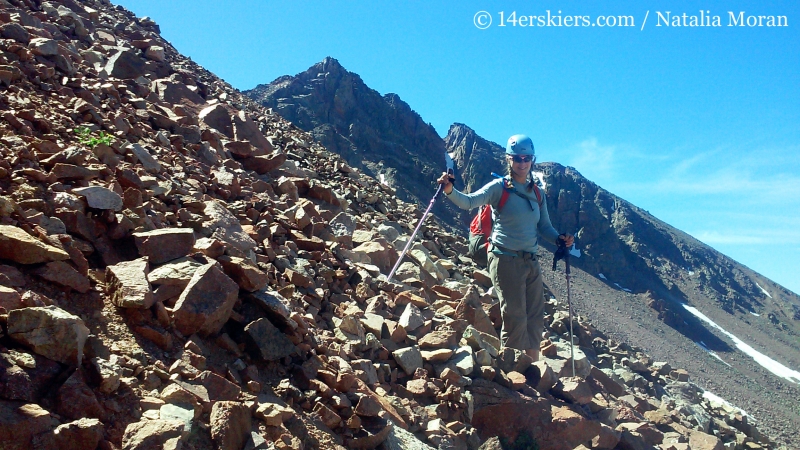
[[552, 234, 569, 271]]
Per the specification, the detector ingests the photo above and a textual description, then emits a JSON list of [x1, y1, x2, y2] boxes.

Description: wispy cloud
[[561, 138, 617, 181], [691, 229, 800, 246]]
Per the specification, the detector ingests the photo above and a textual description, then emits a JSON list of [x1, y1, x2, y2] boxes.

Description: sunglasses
[[510, 155, 534, 163]]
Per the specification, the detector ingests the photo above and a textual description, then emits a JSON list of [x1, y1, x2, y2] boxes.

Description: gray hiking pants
[[487, 246, 544, 352]]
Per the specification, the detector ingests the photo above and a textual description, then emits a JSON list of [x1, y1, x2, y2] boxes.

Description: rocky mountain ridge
[[0, 1, 796, 450], [244, 57, 469, 232]]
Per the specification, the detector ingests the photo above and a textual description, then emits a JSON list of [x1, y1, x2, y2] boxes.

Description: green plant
[[75, 126, 114, 149], [500, 431, 540, 450]]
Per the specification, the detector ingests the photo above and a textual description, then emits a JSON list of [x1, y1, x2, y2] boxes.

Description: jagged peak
[[311, 56, 347, 75]]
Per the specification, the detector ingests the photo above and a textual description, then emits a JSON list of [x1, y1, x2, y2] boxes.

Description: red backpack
[[467, 178, 542, 266]]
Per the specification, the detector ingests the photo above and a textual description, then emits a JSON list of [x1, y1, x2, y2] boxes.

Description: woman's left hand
[[559, 233, 575, 247]]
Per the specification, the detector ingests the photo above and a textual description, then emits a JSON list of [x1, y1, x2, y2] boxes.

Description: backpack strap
[[501, 176, 543, 208], [497, 188, 510, 211]]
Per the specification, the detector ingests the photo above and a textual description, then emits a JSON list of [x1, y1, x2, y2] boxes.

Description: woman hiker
[[437, 134, 574, 361]]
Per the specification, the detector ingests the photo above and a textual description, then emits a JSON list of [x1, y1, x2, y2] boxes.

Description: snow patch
[[755, 282, 772, 299], [683, 305, 800, 384], [598, 273, 607, 280], [695, 341, 732, 367], [702, 390, 748, 416], [613, 282, 631, 292], [532, 171, 547, 190], [750, 312, 761, 317]]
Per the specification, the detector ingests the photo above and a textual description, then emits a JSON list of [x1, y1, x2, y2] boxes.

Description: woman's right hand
[[437, 172, 453, 194]]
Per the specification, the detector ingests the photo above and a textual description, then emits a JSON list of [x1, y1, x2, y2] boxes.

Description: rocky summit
[[0, 1, 797, 450], [244, 57, 471, 233]]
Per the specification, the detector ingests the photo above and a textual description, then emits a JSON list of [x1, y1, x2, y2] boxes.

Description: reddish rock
[[210, 401, 251, 450], [0, 286, 22, 311], [592, 423, 621, 449], [418, 329, 458, 349], [195, 371, 241, 402], [56, 371, 104, 421], [289, 230, 326, 252], [218, 255, 267, 292], [32, 417, 104, 450], [106, 257, 154, 309], [0, 401, 52, 450], [133, 228, 196, 264], [313, 402, 342, 429], [0, 225, 70, 264], [8, 306, 90, 365], [33, 261, 91, 293], [285, 268, 314, 289], [240, 153, 287, 174], [454, 295, 497, 339], [687, 430, 724, 450], [352, 241, 397, 274], [51, 163, 99, 181], [354, 395, 382, 417], [172, 264, 239, 336], [345, 416, 392, 449], [121, 419, 187, 450], [472, 400, 604, 450], [590, 366, 627, 398], [532, 361, 557, 392], [553, 377, 594, 405]]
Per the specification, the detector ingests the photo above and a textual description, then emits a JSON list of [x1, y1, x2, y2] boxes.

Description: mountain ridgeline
[[244, 58, 470, 231]]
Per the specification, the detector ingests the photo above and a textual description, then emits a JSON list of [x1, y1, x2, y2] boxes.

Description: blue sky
[[116, 0, 800, 295]]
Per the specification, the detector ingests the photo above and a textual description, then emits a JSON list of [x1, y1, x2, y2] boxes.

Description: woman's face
[[508, 154, 533, 178]]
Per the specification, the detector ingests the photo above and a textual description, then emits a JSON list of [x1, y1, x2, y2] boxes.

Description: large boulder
[[104, 48, 147, 79], [72, 186, 123, 211], [218, 255, 267, 292], [203, 201, 258, 255], [240, 153, 287, 175], [56, 371, 104, 421], [0, 225, 70, 264], [133, 228, 196, 265], [171, 264, 239, 336], [33, 261, 91, 293], [105, 257, 154, 309], [31, 417, 104, 450], [244, 318, 296, 361], [7, 306, 90, 366], [352, 241, 397, 274], [471, 400, 605, 450], [121, 419, 188, 450], [209, 401, 251, 450]]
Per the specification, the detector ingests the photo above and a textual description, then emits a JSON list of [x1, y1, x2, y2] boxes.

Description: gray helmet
[[506, 134, 535, 156]]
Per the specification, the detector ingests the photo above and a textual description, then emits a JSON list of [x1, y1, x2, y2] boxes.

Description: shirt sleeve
[[445, 179, 503, 211], [536, 192, 561, 244]]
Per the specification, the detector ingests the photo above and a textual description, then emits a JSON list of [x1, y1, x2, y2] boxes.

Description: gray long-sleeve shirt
[[446, 177, 560, 254]]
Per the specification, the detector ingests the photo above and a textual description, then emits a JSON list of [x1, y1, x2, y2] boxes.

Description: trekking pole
[[553, 238, 576, 377], [565, 244, 575, 378], [386, 154, 455, 283]]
